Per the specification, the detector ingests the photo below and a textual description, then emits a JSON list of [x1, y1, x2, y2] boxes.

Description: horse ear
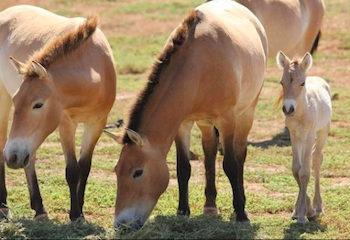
[[31, 61, 47, 79], [125, 128, 144, 147], [300, 52, 313, 73], [103, 130, 123, 144], [276, 51, 290, 69], [9, 57, 25, 75]]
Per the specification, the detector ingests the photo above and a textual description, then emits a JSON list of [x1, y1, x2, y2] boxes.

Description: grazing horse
[[276, 51, 331, 224], [176, 0, 325, 216], [0, 5, 116, 221], [105, 0, 267, 228]]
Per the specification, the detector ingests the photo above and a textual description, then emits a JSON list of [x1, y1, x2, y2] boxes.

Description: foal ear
[[9, 57, 26, 75], [125, 128, 144, 147], [300, 52, 313, 73], [31, 61, 47, 79], [276, 51, 290, 69], [103, 130, 123, 144]]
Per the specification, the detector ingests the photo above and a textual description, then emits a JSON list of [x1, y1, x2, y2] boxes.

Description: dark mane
[[123, 9, 197, 144], [23, 16, 98, 78]]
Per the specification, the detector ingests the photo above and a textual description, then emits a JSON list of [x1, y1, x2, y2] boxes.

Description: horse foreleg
[[24, 157, 48, 221], [312, 124, 329, 215], [197, 122, 218, 215], [77, 118, 107, 216], [59, 113, 80, 221], [295, 134, 315, 224], [175, 120, 193, 216], [0, 89, 11, 218]]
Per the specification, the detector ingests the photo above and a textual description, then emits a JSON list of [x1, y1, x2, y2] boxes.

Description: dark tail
[[310, 30, 321, 55]]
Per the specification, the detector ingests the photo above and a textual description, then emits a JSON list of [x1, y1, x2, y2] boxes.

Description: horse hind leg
[[175, 120, 194, 216], [197, 122, 218, 215], [0, 86, 11, 218], [216, 108, 255, 222]]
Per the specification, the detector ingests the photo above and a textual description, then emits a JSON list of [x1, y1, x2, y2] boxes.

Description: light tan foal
[[277, 51, 331, 224]]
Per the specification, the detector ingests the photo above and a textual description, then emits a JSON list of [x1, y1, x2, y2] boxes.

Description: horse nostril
[[289, 105, 295, 114], [282, 106, 287, 114], [9, 153, 18, 165], [23, 154, 30, 167]]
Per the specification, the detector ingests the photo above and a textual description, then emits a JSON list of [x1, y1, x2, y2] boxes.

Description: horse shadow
[[249, 128, 291, 149], [283, 219, 327, 239], [0, 218, 106, 239], [116, 214, 259, 239]]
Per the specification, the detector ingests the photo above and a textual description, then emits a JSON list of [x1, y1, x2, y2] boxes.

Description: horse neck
[[294, 88, 309, 118], [138, 63, 198, 156]]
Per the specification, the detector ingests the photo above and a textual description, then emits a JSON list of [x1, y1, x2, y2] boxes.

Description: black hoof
[[177, 209, 190, 216]]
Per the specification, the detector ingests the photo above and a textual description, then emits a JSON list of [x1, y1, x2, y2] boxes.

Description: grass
[[1, 0, 350, 239]]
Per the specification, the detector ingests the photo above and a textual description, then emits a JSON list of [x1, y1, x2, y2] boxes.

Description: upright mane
[[23, 15, 98, 77], [123, 9, 197, 144]]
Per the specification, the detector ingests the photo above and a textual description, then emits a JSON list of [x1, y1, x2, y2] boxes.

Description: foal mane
[[123, 9, 197, 144], [23, 15, 98, 78]]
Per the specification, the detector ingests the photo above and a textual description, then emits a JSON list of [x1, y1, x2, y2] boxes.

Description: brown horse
[[0, 5, 116, 221], [105, 0, 267, 228], [175, 0, 325, 217]]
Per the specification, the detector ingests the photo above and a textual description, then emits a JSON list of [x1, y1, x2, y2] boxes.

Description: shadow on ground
[[115, 215, 259, 239], [249, 128, 291, 149], [283, 219, 327, 239], [0, 218, 106, 239]]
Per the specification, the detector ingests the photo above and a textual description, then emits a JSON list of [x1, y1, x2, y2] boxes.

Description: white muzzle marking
[[284, 99, 296, 113]]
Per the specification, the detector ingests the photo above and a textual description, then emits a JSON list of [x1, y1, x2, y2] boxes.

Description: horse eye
[[301, 82, 305, 86], [133, 169, 144, 179], [33, 103, 44, 109]]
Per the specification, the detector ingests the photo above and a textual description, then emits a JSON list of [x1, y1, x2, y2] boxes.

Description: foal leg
[[175, 120, 193, 215], [77, 118, 107, 215], [312, 124, 329, 215], [197, 122, 218, 215], [0, 89, 11, 218], [24, 157, 48, 221], [296, 134, 315, 224], [59, 113, 80, 221]]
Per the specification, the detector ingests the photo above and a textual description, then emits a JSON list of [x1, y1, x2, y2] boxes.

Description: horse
[[105, 0, 268, 228], [276, 51, 331, 224], [0, 5, 116, 221], [174, 0, 326, 217]]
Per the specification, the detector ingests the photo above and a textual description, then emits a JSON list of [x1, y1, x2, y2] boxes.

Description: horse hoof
[[291, 211, 298, 220], [203, 207, 219, 216], [236, 219, 251, 228], [34, 213, 50, 221], [297, 217, 306, 224], [307, 214, 317, 222], [0, 208, 11, 219], [316, 209, 324, 216], [177, 209, 190, 216]]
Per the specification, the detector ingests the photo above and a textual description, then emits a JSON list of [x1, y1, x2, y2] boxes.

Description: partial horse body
[[234, 0, 325, 57], [0, 5, 116, 220], [277, 51, 331, 223], [106, 0, 267, 228]]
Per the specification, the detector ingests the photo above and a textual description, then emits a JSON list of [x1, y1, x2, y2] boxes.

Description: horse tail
[[310, 30, 321, 55]]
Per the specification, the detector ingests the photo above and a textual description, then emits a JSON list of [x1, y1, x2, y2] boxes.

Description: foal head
[[107, 129, 169, 229], [4, 59, 62, 169], [276, 51, 313, 117]]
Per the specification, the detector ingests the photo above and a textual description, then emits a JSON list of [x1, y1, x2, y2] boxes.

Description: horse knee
[[298, 168, 311, 182]]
